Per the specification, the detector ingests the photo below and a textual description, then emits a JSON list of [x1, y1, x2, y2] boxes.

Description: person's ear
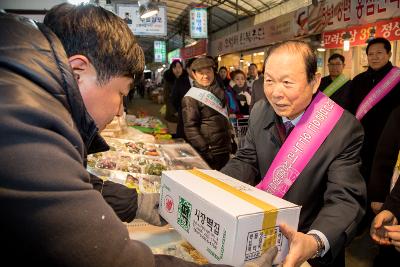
[[312, 73, 321, 94], [68, 55, 92, 84]]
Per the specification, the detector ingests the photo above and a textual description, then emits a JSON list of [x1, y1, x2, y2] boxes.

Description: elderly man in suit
[[221, 41, 366, 267]]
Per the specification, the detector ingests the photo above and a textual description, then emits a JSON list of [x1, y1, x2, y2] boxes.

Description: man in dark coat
[[221, 41, 366, 267], [347, 37, 400, 208], [0, 6, 264, 267], [318, 53, 351, 108], [182, 57, 233, 170]]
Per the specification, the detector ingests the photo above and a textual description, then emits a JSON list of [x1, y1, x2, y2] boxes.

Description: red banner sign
[[323, 17, 400, 49], [180, 39, 207, 60]]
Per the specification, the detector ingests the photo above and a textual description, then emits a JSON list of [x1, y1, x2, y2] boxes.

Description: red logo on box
[[165, 195, 174, 213]]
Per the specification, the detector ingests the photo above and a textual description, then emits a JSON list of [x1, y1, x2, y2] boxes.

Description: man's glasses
[[328, 63, 343, 67]]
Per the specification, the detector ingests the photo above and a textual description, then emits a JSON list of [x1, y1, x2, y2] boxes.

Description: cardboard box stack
[[159, 169, 301, 266]]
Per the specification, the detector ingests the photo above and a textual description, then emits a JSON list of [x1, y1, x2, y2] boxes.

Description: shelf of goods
[[87, 136, 210, 263]]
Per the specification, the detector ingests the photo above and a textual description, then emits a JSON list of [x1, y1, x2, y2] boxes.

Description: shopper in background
[[163, 60, 183, 122], [182, 57, 233, 170], [230, 69, 251, 115], [318, 53, 351, 108], [171, 58, 196, 139], [218, 66, 231, 89], [250, 61, 266, 112], [368, 106, 400, 265], [1, 5, 281, 267], [247, 63, 259, 89], [222, 41, 366, 267]]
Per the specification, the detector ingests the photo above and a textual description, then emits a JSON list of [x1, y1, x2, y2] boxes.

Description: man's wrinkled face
[[367, 43, 391, 71], [264, 50, 320, 120], [193, 67, 215, 87]]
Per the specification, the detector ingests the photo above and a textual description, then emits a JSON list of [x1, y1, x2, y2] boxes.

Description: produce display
[[88, 151, 166, 175], [87, 137, 209, 194]]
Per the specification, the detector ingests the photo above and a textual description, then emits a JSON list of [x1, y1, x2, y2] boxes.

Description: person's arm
[[89, 173, 138, 222], [220, 112, 259, 185]]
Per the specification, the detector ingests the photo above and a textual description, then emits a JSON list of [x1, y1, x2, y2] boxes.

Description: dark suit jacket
[[318, 75, 351, 109], [221, 100, 367, 265]]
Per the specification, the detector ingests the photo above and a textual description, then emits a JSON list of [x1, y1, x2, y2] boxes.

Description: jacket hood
[[0, 13, 108, 154]]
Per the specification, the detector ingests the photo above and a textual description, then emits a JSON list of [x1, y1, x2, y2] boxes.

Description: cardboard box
[[159, 169, 301, 266]]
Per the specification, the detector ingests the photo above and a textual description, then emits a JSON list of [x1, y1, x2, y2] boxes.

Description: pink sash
[[356, 67, 400, 120], [256, 92, 344, 197]]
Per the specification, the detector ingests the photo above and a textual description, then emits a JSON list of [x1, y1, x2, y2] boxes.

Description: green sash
[[323, 74, 349, 97]]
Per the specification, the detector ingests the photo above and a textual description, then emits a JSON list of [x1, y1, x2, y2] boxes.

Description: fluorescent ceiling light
[[138, 0, 159, 19]]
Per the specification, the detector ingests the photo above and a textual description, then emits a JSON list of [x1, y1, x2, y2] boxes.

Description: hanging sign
[[323, 17, 400, 49], [117, 4, 167, 36], [154, 41, 166, 63], [190, 6, 208, 39], [180, 39, 208, 60]]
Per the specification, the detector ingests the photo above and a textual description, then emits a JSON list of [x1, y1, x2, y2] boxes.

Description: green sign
[[167, 48, 181, 64], [154, 41, 166, 63]]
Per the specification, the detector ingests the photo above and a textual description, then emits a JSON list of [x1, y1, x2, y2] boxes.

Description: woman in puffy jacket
[[181, 57, 233, 170]]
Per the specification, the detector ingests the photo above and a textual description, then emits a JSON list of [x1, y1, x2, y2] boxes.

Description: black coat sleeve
[[90, 173, 138, 222], [384, 178, 400, 222], [368, 106, 400, 202]]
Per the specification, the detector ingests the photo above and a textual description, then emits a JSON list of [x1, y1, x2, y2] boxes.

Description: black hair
[[328, 53, 345, 64], [249, 63, 257, 69], [230, 69, 245, 80], [219, 66, 228, 72], [366, 37, 391, 54], [169, 60, 183, 71], [265, 40, 317, 83], [185, 58, 196, 69], [44, 3, 144, 84]]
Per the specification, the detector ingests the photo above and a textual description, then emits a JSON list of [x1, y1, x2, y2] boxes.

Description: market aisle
[[127, 94, 177, 135]]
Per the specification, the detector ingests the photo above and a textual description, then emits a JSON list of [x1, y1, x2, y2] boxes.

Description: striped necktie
[[284, 121, 295, 136]]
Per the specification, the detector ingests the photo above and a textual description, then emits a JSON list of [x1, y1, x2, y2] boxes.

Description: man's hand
[[371, 202, 384, 215], [280, 224, 317, 267], [370, 209, 398, 245], [243, 246, 278, 267], [135, 193, 166, 226], [384, 225, 400, 252]]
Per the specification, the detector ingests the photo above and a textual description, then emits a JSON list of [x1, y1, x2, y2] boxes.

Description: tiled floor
[[127, 94, 380, 267]]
